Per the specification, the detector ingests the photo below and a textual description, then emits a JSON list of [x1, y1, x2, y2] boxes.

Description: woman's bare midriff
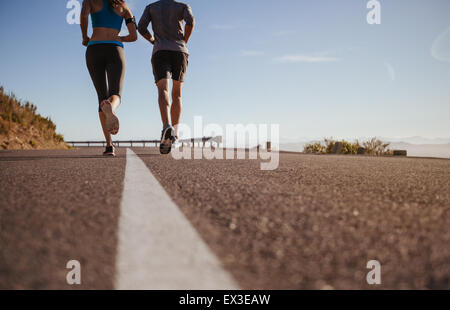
[[91, 27, 122, 42]]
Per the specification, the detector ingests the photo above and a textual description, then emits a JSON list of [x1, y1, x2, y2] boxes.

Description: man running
[[138, 0, 195, 154]]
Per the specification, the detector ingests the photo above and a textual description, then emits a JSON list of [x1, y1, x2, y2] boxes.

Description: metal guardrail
[[67, 136, 223, 148]]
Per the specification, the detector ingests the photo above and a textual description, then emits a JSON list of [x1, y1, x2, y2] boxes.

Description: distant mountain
[[280, 136, 450, 146], [279, 142, 309, 153], [279, 139, 450, 159], [388, 142, 450, 159], [380, 136, 450, 145]]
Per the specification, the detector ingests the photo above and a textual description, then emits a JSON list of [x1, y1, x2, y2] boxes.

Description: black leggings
[[86, 44, 126, 112]]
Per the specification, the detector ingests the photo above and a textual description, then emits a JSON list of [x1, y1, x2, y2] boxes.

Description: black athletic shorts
[[151, 50, 189, 83]]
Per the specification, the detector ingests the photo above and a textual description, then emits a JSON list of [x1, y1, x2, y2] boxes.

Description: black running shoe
[[160, 125, 175, 155], [103, 146, 116, 157]]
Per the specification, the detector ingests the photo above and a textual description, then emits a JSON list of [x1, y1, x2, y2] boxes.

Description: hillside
[[0, 87, 68, 150]]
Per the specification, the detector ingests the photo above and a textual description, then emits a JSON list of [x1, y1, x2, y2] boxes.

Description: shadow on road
[[0, 153, 162, 162], [0, 155, 127, 161]]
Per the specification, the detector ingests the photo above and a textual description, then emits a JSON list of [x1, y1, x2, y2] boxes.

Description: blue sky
[[0, 0, 449, 142]]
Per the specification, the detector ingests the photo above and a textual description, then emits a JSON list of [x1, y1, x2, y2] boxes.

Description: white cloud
[[273, 54, 340, 63], [241, 50, 264, 57], [431, 27, 450, 62], [385, 63, 396, 81]]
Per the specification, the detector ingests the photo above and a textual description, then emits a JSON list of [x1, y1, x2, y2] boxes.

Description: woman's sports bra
[[91, 0, 123, 31]]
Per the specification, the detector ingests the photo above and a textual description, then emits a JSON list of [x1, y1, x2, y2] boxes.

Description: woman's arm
[[80, 0, 91, 46], [121, 20, 138, 43], [114, 0, 137, 43]]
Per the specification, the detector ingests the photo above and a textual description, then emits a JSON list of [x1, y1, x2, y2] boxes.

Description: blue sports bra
[[91, 0, 123, 31]]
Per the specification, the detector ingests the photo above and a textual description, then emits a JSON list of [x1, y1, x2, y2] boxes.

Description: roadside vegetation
[[0, 86, 68, 150], [303, 137, 393, 156]]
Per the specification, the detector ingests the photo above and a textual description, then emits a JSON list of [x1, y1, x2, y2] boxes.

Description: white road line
[[115, 148, 239, 290]]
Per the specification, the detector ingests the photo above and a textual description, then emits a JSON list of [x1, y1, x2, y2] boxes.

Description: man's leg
[[171, 80, 183, 136], [157, 78, 176, 155], [156, 78, 171, 127], [170, 51, 188, 138]]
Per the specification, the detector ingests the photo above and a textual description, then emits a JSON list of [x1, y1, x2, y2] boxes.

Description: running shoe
[[101, 100, 120, 135], [172, 136, 181, 149], [160, 124, 175, 155], [103, 146, 116, 157]]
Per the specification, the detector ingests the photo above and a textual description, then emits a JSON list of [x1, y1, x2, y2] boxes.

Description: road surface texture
[[1, 147, 449, 289], [0, 148, 126, 289]]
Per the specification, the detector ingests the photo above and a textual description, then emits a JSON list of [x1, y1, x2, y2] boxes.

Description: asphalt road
[[1, 147, 449, 289]]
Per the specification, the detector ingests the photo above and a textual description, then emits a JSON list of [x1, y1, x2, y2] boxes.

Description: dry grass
[[304, 137, 392, 156], [362, 137, 393, 156], [0, 86, 68, 150]]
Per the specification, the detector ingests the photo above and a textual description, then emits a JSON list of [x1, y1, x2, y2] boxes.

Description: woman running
[[80, 0, 137, 156]]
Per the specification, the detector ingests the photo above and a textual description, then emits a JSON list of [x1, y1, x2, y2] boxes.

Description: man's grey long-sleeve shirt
[[138, 0, 195, 55]]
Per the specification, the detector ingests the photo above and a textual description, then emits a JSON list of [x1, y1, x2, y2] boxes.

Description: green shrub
[[341, 140, 360, 155], [0, 122, 7, 135], [11, 112, 20, 123], [363, 138, 392, 156], [324, 138, 335, 153], [304, 138, 390, 156], [54, 134, 65, 143], [303, 141, 326, 154]]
